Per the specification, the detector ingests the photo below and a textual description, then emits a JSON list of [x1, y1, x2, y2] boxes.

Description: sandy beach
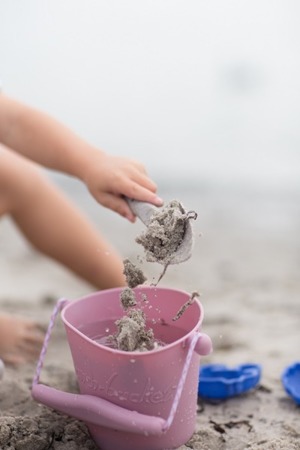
[[0, 182, 299, 450]]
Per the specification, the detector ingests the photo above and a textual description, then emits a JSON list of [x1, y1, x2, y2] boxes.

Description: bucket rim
[[61, 286, 204, 357]]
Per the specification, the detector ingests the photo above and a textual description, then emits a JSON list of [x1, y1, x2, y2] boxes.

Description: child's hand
[[82, 152, 163, 222], [0, 94, 163, 221]]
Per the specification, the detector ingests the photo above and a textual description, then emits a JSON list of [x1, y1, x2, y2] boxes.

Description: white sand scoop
[[126, 198, 197, 265]]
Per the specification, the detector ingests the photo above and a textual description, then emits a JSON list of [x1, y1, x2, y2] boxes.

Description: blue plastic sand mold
[[282, 362, 300, 405], [198, 363, 262, 400]]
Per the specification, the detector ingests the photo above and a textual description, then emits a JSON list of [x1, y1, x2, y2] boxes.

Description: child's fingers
[[2, 354, 26, 367], [129, 169, 158, 193], [22, 330, 45, 346], [16, 325, 44, 358], [120, 180, 163, 206], [97, 192, 136, 222]]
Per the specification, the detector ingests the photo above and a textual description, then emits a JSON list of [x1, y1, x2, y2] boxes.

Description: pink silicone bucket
[[32, 286, 212, 450]]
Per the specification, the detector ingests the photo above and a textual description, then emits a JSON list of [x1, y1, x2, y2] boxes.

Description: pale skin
[[0, 94, 163, 366]]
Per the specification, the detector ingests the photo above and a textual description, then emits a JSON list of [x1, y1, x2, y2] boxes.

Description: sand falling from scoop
[[109, 199, 199, 352], [123, 258, 147, 289]]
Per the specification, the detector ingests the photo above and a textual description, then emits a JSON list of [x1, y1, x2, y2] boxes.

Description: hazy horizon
[[1, 1, 300, 192]]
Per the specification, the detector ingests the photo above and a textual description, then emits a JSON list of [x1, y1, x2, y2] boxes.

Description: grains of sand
[[120, 287, 137, 310], [123, 258, 147, 288]]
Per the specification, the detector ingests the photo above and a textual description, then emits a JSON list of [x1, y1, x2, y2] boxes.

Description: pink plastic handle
[[32, 384, 165, 434], [32, 299, 211, 435], [194, 332, 212, 356]]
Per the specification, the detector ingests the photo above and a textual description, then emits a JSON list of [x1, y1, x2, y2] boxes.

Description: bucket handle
[[32, 298, 212, 436]]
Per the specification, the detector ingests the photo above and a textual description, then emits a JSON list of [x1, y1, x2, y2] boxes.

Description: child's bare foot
[[0, 313, 45, 366]]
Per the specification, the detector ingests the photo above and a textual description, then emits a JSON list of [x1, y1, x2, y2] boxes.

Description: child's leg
[[0, 146, 45, 364], [0, 144, 126, 289], [0, 145, 126, 365]]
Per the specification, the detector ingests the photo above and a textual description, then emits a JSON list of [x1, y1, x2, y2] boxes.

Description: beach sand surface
[[0, 183, 299, 450]]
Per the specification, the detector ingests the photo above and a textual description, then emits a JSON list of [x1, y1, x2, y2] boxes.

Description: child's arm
[[0, 94, 162, 221]]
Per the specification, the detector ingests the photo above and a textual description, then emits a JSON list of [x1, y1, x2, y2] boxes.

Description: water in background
[[0, 0, 300, 191]]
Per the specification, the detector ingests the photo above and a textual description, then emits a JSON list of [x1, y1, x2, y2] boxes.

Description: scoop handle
[[126, 197, 157, 226]]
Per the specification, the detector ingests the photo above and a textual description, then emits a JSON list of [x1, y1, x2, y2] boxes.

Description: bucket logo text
[[76, 369, 176, 404]]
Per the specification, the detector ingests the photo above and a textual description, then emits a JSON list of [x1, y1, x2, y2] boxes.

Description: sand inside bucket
[[108, 199, 198, 352]]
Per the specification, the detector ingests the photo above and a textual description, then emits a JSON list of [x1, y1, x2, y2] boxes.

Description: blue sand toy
[[282, 362, 300, 405], [198, 363, 262, 400]]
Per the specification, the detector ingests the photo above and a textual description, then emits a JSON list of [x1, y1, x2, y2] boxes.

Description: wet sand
[[0, 184, 299, 449]]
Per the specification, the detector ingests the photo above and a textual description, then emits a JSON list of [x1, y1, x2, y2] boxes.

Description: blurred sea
[[1, 0, 300, 193]]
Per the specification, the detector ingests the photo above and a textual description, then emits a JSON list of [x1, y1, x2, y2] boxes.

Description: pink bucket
[[32, 286, 212, 450]]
